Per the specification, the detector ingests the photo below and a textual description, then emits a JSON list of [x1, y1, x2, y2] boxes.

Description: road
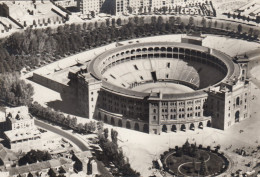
[[35, 119, 113, 177], [35, 119, 89, 151]]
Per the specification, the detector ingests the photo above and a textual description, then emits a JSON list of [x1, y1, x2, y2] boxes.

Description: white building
[[3, 106, 42, 152]]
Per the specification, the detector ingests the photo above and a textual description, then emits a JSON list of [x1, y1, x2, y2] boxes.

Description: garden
[[159, 140, 229, 176]]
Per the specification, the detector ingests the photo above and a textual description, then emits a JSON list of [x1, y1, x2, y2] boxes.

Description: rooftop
[[5, 106, 33, 123], [4, 129, 41, 141], [0, 144, 18, 162], [74, 151, 92, 160], [8, 158, 73, 176]]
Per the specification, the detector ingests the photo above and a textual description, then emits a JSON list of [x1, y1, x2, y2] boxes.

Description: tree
[[237, 24, 242, 34], [33, 20, 37, 26], [69, 117, 77, 128], [100, 22, 106, 29], [97, 121, 104, 132], [76, 24, 81, 32], [237, 12, 241, 19], [0, 73, 34, 105], [87, 22, 93, 30], [94, 21, 98, 29], [199, 158, 208, 175], [214, 20, 218, 28], [169, 16, 175, 26], [48, 168, 57, 177], [151, 16, 157, 25], [201, 18, 206, 28], [70, 23, 76, 32], [127, 6, 133, 14], [192, 158, 196, 169], [207, 20, 212, 29], [221, 23, 224, 30], [134, 16, 139, 25], [176, 17, 181, 25], [106, 18, 110, 27], [111, 129, 118, 144], [116, 18, 122, 26], [91, 11, 95, 18], [253, 30, 259, 40], [256, 16, 260, 24], [112, 18, 116, 27], [83, 22, 87, 30], [18, 150, 51, 165], [227, 12, 231, 18], [189, 17, 194, 26], [104, 128, 109, 139], [157, 16, 164, 25], [179, 22, 185, 32], [89, 121, 96, 132], [247, 16, 250, 22], [248, 28, 253, 37], [77, 123, 84, 132]]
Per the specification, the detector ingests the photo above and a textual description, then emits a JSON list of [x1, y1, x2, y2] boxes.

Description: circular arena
[[72, 41, 249, 135]]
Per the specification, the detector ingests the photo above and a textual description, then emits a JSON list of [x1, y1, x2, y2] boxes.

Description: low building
[[3, 106, 42, 152], [8, 158, 74, 177], [0, 144, 18, 168], [4, 129, 42, 152], [0, 3, 9, 17], [73, 151, 98, 176]]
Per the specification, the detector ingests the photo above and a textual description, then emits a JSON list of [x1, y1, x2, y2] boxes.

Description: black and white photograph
[[0, 0, 259, 176]]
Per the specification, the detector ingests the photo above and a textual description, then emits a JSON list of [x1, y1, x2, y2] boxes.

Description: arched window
[[236, 97, 240, 106]]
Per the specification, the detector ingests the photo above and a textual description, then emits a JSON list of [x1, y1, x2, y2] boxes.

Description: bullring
[[66, 40, 250, 134]]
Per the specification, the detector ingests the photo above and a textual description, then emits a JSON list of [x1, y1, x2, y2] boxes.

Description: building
[[77, 0, 175, 16], [3, 106, 42, 152], [32, 40, 251, 135], [181, 34, 205, 46], [0, 144, 18, 168], [77, 0, 104, 16], [73, 151, 99, 175], [67, 41, 250, 134], [0, 3, 9, 17], [8, 158, 74, 177]]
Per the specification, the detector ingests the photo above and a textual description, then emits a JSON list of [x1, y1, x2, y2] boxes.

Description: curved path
[[35, 119, 89, 151], [164, 150, 230, 177], [177, 152, 210, 176], [35, 119, 114, 177]]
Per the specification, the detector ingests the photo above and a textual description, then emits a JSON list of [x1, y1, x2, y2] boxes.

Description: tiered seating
[[102, 58, 225, 90]]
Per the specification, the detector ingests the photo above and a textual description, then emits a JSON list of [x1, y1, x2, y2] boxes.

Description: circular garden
[[160, 140, 229, 176]]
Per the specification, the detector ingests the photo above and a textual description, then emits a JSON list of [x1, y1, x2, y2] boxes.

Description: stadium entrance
[[235, 111, 240, 122]]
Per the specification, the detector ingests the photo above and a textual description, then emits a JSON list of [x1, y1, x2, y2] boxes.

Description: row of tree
[[18, 149, 52, 166], [225, 12, 260, 24], [29, 102, 96, 134], [0, 15, 259, 74], [98, 128, 140, 176], [0, 72, 34, 106]]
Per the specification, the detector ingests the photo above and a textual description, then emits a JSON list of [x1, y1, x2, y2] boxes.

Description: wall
[[33, 73, 75, 95]]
